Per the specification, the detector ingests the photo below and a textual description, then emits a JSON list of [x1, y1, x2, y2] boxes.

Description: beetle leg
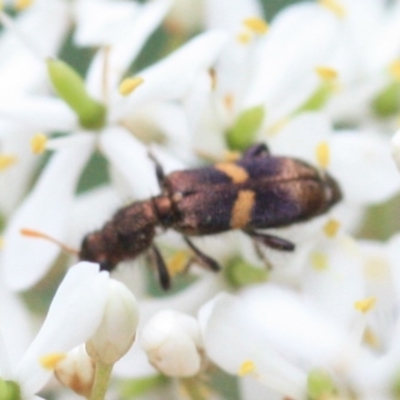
[[245, 230, 295, 251], [148, 245, 171, 290], [147, 151, 166, 189], [183, 236, 221, 271], [242, 143, 270, 160]]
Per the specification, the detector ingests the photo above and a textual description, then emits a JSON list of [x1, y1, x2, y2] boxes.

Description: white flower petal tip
[[391, 130, 400, 173], [86, 280, 139, 365], [14, 262, 110, 396], [141, 310, 203, 377]]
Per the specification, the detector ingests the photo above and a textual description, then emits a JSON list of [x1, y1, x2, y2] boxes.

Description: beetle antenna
[[20, 228, 79, 256]]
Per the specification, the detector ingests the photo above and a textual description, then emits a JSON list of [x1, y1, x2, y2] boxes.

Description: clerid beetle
[[79, 143, 341, 289]]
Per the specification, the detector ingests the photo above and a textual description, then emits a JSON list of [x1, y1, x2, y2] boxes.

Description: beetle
[[79, 143, 342, 289]]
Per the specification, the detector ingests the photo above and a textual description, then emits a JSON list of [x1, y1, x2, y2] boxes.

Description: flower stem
[[89, 362, 113, 400], [180, 378, 209, 400]]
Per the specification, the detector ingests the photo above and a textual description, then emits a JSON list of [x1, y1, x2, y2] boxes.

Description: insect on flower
[[78, 143, 342, 289]]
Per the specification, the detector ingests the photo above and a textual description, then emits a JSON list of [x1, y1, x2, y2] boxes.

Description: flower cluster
[[1, 0, 400, 399]]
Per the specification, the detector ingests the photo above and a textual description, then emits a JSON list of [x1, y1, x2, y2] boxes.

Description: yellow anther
[[311, 251, 328, 271], [315, 66, 338, 82], [223, 93, 235, 113], [316, 141, 330, 169], [119, 77, 144, 96], [236, 31, 252, 44], [40, 353, 67, 370], [0, 155, 17, 171], [363, 327, 380, 349], [389, 60, 400, 81], [30, 133, 47, 154], [0, 237, 4, 249], [323, 219, 340, 238], [238, 360, 256, 377], [266, 117, 290, 137], [167, 250, 190, 276], [243, 17, 269, 35], [354, 297, 376, 313], [15, 0, 33, 10], [319, 0, 346, 17], [209, 68, 217, 90]]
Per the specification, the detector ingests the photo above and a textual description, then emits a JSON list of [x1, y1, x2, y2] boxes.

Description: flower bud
[[141, 310, 204, 377], [86, 280, 139, 365], [54, 346, 95, 397]]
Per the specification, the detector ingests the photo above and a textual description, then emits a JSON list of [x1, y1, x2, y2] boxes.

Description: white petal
[[100, 126, 159, 199], [267, 113, 331, 163], [0, 283, 33, 366], [204, 0, 263, 31], [0, 1, 70, 92], [74, 0, 142, 45], [2, 136, 94, 290], [200, 291, 307, 399], [16, 262, 109, 396], [243, 3, 339, 109], [112, 30, 228, 119], [0, 96, 77, 131], [330, 132, 400, 204], [85, 0, 172, 98], [301, 235, 366, 327], [0, 125, 37, 215]]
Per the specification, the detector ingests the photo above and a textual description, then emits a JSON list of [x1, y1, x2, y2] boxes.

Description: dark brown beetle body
[[79, 144, 341, 288]]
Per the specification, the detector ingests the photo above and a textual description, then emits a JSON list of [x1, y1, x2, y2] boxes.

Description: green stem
[[89, 362, 113, 400], [180, 378, 208, 400]]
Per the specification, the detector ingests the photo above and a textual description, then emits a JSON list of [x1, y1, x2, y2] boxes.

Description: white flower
[[141, 310, 203, 377], [0, 2, 228, 290], [86, 279, 139, 365], [0, 262, 110, 399], [54, 345, 95, 398], [0, 2, 70, 214]]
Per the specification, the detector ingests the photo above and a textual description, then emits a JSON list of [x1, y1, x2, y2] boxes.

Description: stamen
[[319, 0, 346, 17], [311, 251, 328, 271], [238, 360, 256, 377], [0, 154, 17, 171], [243, 17, 269, 35], [20, 228, 79, 255], [323, 219, 340, 238], [15, 0, 33, 10], [40, 353, 67, 370], [223, 93, 234, 113], [315, 66, 338, 82], [266, 118, 290, 136], [389, 60, 400, 81], [30, 133, 47, 154], [236, 31, 252, 44], [354, 297, 376, 313], [315, 141, 330, 169], [167, 250, 190, 276], [0, 237, 4, 249], [363, 327, 380, 349], [208, 68, 217, 90], [119, 77, 144, 96]]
